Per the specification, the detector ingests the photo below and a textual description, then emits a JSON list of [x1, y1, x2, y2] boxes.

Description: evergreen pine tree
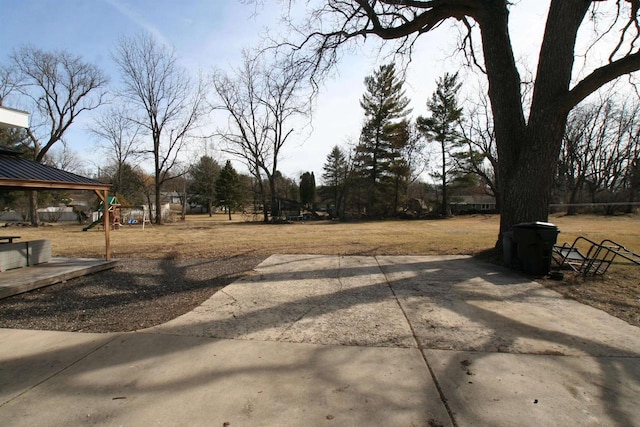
[[215, 160, 243, 220], [190, 155, 220, 217], [417, 72, 464, 216], [299, 171, 316, 209], [358, 63, 411, 217], [321, 145, 349, 219]]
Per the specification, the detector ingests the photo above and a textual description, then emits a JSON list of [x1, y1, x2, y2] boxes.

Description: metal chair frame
[[553, 236, 640, 276]]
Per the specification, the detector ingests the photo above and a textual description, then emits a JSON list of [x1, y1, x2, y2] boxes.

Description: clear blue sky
[[0, 0, 550, 181]]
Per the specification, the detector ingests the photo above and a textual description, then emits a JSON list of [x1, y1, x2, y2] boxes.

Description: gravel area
[[0, 256, 266, 333]]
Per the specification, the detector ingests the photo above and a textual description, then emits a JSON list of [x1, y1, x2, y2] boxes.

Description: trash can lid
[[512, 221, 559, 230]]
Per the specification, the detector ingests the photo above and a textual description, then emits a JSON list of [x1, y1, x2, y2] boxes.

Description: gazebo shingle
[[0, 148, 108, 190]]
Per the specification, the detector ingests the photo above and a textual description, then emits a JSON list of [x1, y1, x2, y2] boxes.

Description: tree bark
[[477, 1, 588, 244], [154, 142, 163, 225], [441, 139, 448, 216], [155, 180, 162, 224], [29, 190, 39, 226], [269, 176, 279, 221]]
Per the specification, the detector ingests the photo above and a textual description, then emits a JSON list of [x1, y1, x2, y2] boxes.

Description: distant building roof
[[0, 150, 110, 191], [450, 195, 496, 205]]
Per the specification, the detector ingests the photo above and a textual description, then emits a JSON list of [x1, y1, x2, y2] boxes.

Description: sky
[[0, 0, 551, 182]]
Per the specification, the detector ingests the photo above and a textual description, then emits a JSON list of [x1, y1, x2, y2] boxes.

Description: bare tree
[[113, 32, 205, 224], [0, 63, 21, 105], [457, 87, 500, 207], [48, 140, 85, 174], [619, 100, 640, 211], [582, 99, 640, 210], [89, 105, 143, 197], [10, 46, 108, 225], [212, 52, 309, 222], [274, 0, 640, 244], [557, 96, 640, 213], [558, 101, 612, 212]]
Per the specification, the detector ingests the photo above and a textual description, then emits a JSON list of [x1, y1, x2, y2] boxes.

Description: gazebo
[[0, 106, 113, 260]]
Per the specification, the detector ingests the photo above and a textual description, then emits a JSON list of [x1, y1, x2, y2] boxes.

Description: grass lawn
[[6, 212, 640, 326]]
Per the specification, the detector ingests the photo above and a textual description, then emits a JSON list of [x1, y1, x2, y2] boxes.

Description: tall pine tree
[[417, 72, 464, 216], [358, 63, 411, 217], [215, 160, 243, 220], [189, 155, 220, 217], [321, 145, 349, 219], [299, 171, 316, 210]]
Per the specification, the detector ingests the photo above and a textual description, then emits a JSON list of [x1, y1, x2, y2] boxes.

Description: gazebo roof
[[0, 147, 110, 191]]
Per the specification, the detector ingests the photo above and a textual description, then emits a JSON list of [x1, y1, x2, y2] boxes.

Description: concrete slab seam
[[276, 255, 343, 342], [0, 333, 122, 409], [374, 255, 458, 427]]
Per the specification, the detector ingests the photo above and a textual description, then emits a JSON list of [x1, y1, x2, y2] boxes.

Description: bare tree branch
[[8, 45, 108, 225], [113, 32, 206, 224], [211, 50, 310, 221], [564, 50, 640, 110], [11, 46, 109, 162]]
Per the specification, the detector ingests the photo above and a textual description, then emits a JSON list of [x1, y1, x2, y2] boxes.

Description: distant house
[[162, 191, 183, 205], [38, 206, 77, 222], [450, 195, 497, 213]]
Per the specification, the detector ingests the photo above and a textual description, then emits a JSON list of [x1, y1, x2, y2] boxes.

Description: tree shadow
[[1, 254, 638, 425]]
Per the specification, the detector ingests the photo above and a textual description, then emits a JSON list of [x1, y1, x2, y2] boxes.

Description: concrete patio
[[1, 255, 639, 426]]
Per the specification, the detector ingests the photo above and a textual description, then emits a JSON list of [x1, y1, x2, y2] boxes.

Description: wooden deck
[[0, 258, 117, 299]]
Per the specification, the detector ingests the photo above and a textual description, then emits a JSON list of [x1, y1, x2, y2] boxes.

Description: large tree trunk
[[478, 1, 588, 246], [154, 140, 163, 225], [255, 181, 269, 223], [29, 190, 39, 226], [498, 115, 569, 248], [500, 124, 565, 227], [477, 6, 526, 241], [440, 139, 448, 216], [155, 179, 162, 225], [269, 176, 279, 221]]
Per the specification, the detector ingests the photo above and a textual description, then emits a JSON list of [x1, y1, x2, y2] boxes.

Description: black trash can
[[511, 221, 560, 276], [502, 231, 516, 268]]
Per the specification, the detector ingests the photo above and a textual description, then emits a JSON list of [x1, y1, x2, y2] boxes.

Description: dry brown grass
[[7, 212, 640, 260], [7, 213, 640, 326], [9, 214, 503, 259]]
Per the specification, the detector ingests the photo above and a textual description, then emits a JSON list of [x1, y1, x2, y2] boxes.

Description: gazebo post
[[94, 189, 111, 260]]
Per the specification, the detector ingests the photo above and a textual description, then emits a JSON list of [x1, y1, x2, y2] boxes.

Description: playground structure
[[83, 200, 152, 231], [83, 196, 121, 232], [120, 205, 152, 229]]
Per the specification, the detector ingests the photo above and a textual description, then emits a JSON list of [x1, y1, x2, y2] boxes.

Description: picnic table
[[0, 236, 20, 244]]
